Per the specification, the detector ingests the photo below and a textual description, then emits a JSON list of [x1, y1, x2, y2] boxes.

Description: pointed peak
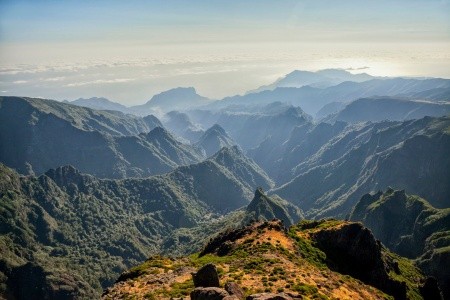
[[254, 187, 265, 198], [207, 124, 226, 134], [147, 126, 174, 140]]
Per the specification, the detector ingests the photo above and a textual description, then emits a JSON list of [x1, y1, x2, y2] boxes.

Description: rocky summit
[[102, 220, 439, 300]]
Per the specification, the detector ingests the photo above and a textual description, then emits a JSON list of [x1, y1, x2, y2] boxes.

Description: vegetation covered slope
[[161, 188, 302, 256], [0, 146, 271, 298], [0, 97, 206, 178], [271, 116, 450, 218], [103, 220, 438, 300], [349, 188, 450, 298]]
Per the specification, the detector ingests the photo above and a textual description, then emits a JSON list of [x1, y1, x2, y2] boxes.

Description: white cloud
[[42, 76, 66, 82], [65, 78, 135, 87], [13, 80, 27, 84]]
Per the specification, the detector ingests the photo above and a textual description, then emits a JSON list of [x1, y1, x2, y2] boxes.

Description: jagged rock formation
[[245, 188, 303, 226], [103, 220, 438, 299], [349, 189, 450, 298]]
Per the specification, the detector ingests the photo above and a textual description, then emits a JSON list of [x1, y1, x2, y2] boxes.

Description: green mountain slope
[[104, 219, 439, 300], [349, 188, 450, 298], [0, 97, 204, 178], [161, 188, 302, 256], [272, 116, 450, 218], [0, 146, 270, 298], [245, 187, 303, 226]]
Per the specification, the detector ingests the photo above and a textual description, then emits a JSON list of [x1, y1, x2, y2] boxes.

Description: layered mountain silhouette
[[271, 116, 450, 217], [0, 97, 203, 178], [247, 68, 374, 93], [323, 97, 450, 123], [209, 77, 450, 115], [1, 69, 450, 300], [349, 188, 450, 298], [66, 97, 131, 113], [162, 110, 205, 143]]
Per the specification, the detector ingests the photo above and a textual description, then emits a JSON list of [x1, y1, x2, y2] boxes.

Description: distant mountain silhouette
[[162, 111, 205, 143], [130, 87, 211, 115], [68, 97, 131, 113], [247, 68, 374, 94], [210, 77, 450, 115], [0, 97, 201, 178], [323, 97, 450, 123]]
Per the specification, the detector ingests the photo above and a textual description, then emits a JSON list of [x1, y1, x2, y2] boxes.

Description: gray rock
[[190, 287, 230, 300], [192, 264, 220, 287], [246, 292, 294, 300], [224, 282, 245, 299]]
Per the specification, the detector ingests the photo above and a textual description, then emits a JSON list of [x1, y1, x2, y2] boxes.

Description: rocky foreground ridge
[[102, 220, 441, 300]]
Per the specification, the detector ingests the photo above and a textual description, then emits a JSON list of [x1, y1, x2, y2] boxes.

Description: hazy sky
[[1, 0, 449, 105]]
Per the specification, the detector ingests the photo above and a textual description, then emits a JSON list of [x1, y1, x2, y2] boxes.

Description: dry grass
[[102, 220, 391, 300]]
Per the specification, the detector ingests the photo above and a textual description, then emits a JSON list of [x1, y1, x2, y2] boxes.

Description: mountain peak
[[145, 126, 177, 143], [206, 123, 226, 134], [254, 186, 265, 198], [245, 188, 303, 226], [196, 124, 235, 157], [146, 87, 201, 105]]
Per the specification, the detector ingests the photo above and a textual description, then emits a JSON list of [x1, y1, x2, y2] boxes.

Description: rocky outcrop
[[246, 293, 294, 300], [310, 221, 441, 300], [191, 287, 231, 300], [224, 282, 244, 299], [193, 264, 220, 288], [245, 188, 303, 226], [349, 189, 450, 298]]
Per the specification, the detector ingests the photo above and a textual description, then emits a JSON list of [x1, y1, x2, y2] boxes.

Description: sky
[[0, 0, 449, 105]]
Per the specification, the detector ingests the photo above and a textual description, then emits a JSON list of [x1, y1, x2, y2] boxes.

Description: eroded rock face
[[190, 287, 230, 300], [309, 222, 442, 300], [192, 264, 220, 288]]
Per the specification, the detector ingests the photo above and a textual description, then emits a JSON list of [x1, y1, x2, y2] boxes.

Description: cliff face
[[349, 189, 450, 298], [103, 220, 440, 300]]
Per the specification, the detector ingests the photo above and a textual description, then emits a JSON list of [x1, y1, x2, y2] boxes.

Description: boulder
[[192, 264, 220, 287], [246, 293, 294, 300], [224, 282, 244, 299], [190, 287, 230, 300]]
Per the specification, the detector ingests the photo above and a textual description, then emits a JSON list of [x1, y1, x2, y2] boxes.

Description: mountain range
[[1, 69, 449, 299], [0, 145, 274, 298]]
